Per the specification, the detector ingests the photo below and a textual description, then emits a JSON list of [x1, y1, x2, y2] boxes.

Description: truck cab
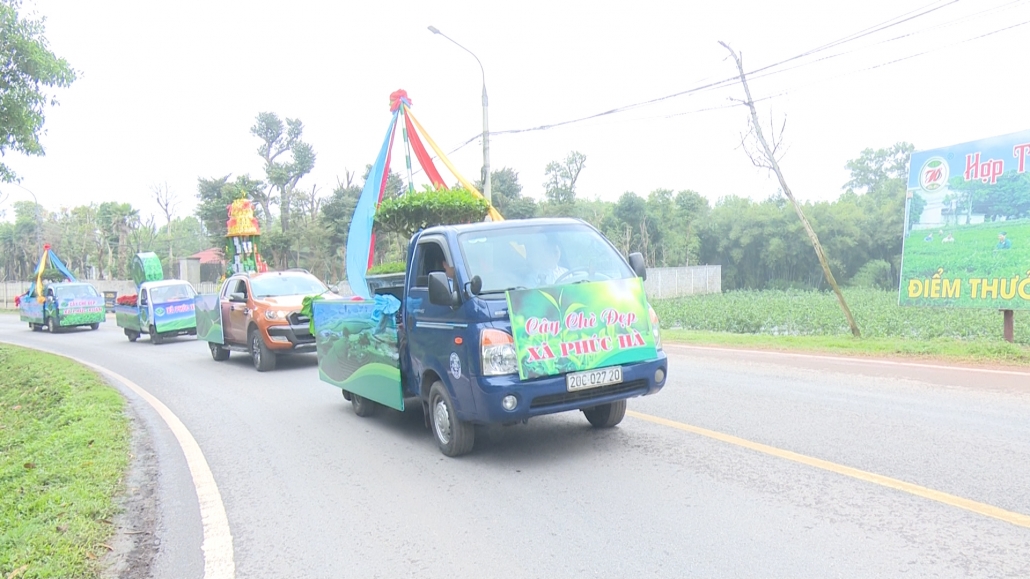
[[313, 218, 667, 456], [20, 282, 105, 333], [115, 279, 198, 344]]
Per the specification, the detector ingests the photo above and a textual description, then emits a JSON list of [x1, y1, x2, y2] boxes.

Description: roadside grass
[[662, 329, 1030, 367], [654, 288, 1030, 366], [0, 344, 130, 578]]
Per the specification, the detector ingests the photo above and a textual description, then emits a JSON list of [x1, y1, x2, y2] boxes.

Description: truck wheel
[[150, 326, 164, 345], [47, 317, 59, 334], [429, 381, 475, 457], [125, 329, 139, 342], [351, 394, 377, 417], [583, 400, 627, 428], [30, 323, 42, 332], [90, 323, 100, 330], [210, 342, 230, 361], [249, 328, 276, 372], [341, 389, 353, 401]]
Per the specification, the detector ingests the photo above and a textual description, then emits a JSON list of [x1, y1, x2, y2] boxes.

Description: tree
[[320, 178, 361, 249], [543, 151, 586, 205], [96, 202, 140, 278], [840, 142, 914, 287], [843, 142, 914, 193], [0, 1, 76, 182], [152, 181, 177, 262], [721, 42, 859, 337], [476, 167, 537, 219], [251, 112, 316, 233]]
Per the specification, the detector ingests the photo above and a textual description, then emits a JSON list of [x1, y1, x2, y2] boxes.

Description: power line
[[739, 0, 1027, 87], [439, 0, 989, 158], [747, 15, 1030, 103]]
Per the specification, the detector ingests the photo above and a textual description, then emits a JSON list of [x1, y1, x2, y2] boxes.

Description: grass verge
[[1, 344, 130, 578], [663, 329, 1030, 367]]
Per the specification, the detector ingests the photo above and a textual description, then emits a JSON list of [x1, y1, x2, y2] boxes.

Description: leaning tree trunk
[[720, 42, 861, 338]]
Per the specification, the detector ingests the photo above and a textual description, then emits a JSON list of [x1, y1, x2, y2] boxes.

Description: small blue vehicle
[[312, 218, 667, 457]]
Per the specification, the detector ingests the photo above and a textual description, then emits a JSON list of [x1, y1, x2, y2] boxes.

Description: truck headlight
[[264, 310, 289, 321], [481, 329, 517, 376], [649, 305, 662, 351]]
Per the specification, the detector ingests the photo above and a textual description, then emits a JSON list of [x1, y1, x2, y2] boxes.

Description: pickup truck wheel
[[47, 317, 59, 333], [249, 329, 276, 372], [583, 400, 627, 428], [30, 323, 42, 332], [351, 394, 377, 417], [125, 329, 139, 342], [150, 326, 164, 345], [210, 342, 230, 361], [429, 382, 475, 457], [90, 323, 100, 330]]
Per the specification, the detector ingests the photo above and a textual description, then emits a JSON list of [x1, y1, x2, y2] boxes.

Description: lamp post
[[428, 25, 491, 204]]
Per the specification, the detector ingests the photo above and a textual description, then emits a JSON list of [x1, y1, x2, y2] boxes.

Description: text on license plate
[[566, 366, 623, 392]]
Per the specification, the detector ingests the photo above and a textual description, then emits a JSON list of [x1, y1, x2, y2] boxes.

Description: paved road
[[3, 315, 1030, 578]]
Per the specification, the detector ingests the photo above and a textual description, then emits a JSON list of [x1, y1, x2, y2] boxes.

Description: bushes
[[652, 288, 1029, 344]]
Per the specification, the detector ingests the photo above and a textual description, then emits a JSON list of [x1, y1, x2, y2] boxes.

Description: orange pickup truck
[[207, 270, 339, 371]]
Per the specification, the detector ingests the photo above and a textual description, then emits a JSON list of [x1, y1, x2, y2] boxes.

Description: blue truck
[[313, 218, 667, 457]]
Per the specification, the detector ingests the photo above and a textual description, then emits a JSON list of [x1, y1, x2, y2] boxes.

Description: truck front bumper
[[265, 322, 317, 353], [466, 351, 668, 423]]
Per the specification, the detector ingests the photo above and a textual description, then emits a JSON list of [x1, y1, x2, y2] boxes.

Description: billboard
[[900, 129, 1030, 309]]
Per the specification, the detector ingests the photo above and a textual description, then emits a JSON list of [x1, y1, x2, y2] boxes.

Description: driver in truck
[[530, 239, 568, 286]]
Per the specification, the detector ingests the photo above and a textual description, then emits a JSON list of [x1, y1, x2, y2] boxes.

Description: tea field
[[652, 288, 1029, 344]]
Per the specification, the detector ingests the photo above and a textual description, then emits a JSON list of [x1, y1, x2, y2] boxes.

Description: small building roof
[[191, 248, 225, 265]]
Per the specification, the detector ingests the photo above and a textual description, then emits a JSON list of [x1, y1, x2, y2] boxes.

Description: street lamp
[[428, 25, 491, 204]]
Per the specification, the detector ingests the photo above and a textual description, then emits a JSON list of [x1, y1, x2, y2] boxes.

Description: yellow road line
[[627, 410, 1030, 529]]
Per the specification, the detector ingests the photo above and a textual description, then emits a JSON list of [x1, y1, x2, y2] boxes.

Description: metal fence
[[643, 265, 722, 299]]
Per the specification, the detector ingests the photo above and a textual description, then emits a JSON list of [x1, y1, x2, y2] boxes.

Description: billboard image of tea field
[[900, 129, 1030, 309], [506, 278, 657, 380], [312, 300, 402, 410]]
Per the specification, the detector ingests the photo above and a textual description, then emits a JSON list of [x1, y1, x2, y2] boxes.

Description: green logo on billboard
[[919, 157, 949, 192]]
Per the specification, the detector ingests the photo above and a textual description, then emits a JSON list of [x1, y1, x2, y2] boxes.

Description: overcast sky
[[3, 0, 1028, 222]]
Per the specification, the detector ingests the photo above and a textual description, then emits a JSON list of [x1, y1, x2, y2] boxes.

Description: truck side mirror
[[229, 292, 246, 303], [428, 272, 460, 307], [469, 275, 483, 296], [628, 252, 647, 280]]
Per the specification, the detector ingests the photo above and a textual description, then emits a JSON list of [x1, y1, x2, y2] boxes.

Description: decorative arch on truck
[[346, 90, 504, 299]]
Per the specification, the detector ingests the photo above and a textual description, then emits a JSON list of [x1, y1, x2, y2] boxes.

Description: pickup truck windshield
[[458, 223, 635, 294], [54, 285, 100, 299], [251, 274, 327, 298], [150, 284, 196, 303]]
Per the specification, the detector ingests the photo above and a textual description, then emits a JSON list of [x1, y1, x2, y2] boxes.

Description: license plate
[[566, 366, 623, 392]]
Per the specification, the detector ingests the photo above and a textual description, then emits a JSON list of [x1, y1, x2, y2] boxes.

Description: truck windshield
[[251, 274, 327, 298], [55, 285, 100, 299], [458, 223, 635, 294], [150, 284, 196, 303]]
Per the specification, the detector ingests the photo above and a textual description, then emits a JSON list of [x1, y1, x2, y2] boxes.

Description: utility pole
[[428, 25, 491, 204]]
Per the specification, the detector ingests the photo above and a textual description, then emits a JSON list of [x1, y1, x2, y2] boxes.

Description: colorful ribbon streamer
[[403, 107, 504, 222], [346, 113, 398, 299]]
